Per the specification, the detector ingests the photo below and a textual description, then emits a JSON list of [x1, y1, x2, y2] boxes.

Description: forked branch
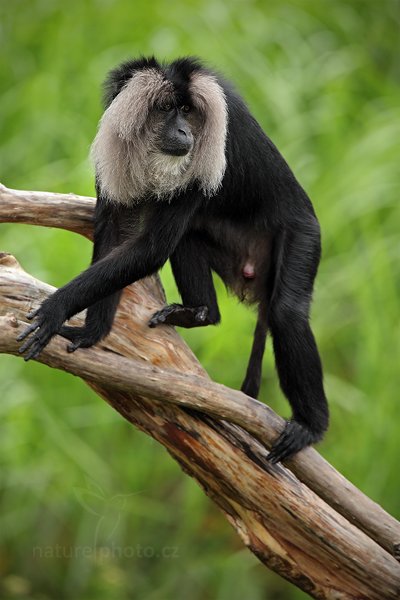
[[1, 184, 399, 599]]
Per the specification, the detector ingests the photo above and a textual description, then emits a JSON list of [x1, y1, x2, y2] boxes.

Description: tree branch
[[1, 184, 400, 599]]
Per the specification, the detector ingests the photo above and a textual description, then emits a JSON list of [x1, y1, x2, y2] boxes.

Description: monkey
[[18, 56, 329, 463]]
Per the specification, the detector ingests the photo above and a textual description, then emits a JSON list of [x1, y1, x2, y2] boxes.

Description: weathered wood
[[0, 183, 95, 238], [1, 184, 400, 599]]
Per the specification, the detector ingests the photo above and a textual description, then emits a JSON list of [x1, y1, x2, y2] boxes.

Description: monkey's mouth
[[159, 129, 194, 157], [160, 146, 192, 157]]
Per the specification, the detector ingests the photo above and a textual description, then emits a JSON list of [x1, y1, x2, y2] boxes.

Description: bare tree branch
[[1, 184, 400, 599], [0, 183, 94, 238]]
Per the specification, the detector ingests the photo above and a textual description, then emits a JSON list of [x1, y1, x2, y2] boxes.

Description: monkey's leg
[[149, 233, 220, 329], [267, 225, 329, 463]]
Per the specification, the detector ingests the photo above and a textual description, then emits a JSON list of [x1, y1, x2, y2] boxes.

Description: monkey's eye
[[181, 105, 191, 113], [160, 103, 173, 112]]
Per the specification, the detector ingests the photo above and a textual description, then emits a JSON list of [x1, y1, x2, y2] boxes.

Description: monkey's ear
[[102, 56, 161, 108]]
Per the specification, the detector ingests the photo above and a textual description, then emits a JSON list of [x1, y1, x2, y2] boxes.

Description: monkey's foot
[[59, 325, 100, 353], [148, 303, 209, 329], [267, 420, 323, 464]]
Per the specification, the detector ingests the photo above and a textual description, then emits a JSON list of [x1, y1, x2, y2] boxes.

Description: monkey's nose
[[162, 126, 193, 156], [177, 128, 193, 145], [174, 127, 193, 151]]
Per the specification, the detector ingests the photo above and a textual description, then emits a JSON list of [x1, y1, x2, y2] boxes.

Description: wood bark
[[1, 183, 399, 599]]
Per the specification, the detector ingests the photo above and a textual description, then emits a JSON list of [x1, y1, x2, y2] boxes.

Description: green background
[[1, 0, 399, 598]]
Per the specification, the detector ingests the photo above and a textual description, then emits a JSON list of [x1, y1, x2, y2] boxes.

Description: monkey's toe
[[66, 338, 97, 352], [148, 304, 182, 328], [195, 306, 208, 323], [267, 420, 323, 464], [148, 304, 210, 328], [67, 341, 81, 353], [60, 326, 100, 351], [60, 325, 82, 341]]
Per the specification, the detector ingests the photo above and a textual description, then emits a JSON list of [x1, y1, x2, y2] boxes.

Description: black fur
[[102, 56, 161, 108], [18, 57, 329, 462]]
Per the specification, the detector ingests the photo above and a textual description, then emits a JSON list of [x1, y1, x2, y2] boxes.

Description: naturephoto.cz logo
[[32, 479, 179, 561]]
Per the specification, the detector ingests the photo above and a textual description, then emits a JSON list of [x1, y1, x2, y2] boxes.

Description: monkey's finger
[[268, 443, 291, 464], [268, 431, 296, 463], [27, 307, 40, 320], [267, 443, 288, 465], [268, 445, 293, 463], [268, 421, 315, 463], [23, 339, 46, 361], [149, 304, 184, 328], [67, 341, 81, 353], [267, 452, 280, 465], [148, 314, 165, 327], [21, 328, 55, 361], [195, 306, 208, 322], [18, 333, 40, 355], [17, 321, 41, 343]]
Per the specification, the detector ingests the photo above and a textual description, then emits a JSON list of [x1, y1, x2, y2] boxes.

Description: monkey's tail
[[240, 303, 268, 399]]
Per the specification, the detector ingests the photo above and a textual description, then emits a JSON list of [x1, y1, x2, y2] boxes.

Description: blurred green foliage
[[0, 0, 399, 598]]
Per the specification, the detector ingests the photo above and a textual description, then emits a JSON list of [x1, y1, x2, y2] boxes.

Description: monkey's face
[[149, 102, 204, 159], [155, 104, 194, 157]]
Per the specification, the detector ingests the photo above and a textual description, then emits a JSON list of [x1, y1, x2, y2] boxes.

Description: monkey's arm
[[59, 194, 124, 351], [18, 195, 201, 360], [267, 219, 329, 463]]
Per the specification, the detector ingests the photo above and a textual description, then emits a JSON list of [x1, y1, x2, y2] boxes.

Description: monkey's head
[[91, 57, 228, 203]]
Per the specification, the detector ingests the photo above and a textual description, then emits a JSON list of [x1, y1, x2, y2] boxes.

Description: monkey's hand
[[267, 420, 323, 464], [17, 299, 66, 361], [148, 304, 209, 329]]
